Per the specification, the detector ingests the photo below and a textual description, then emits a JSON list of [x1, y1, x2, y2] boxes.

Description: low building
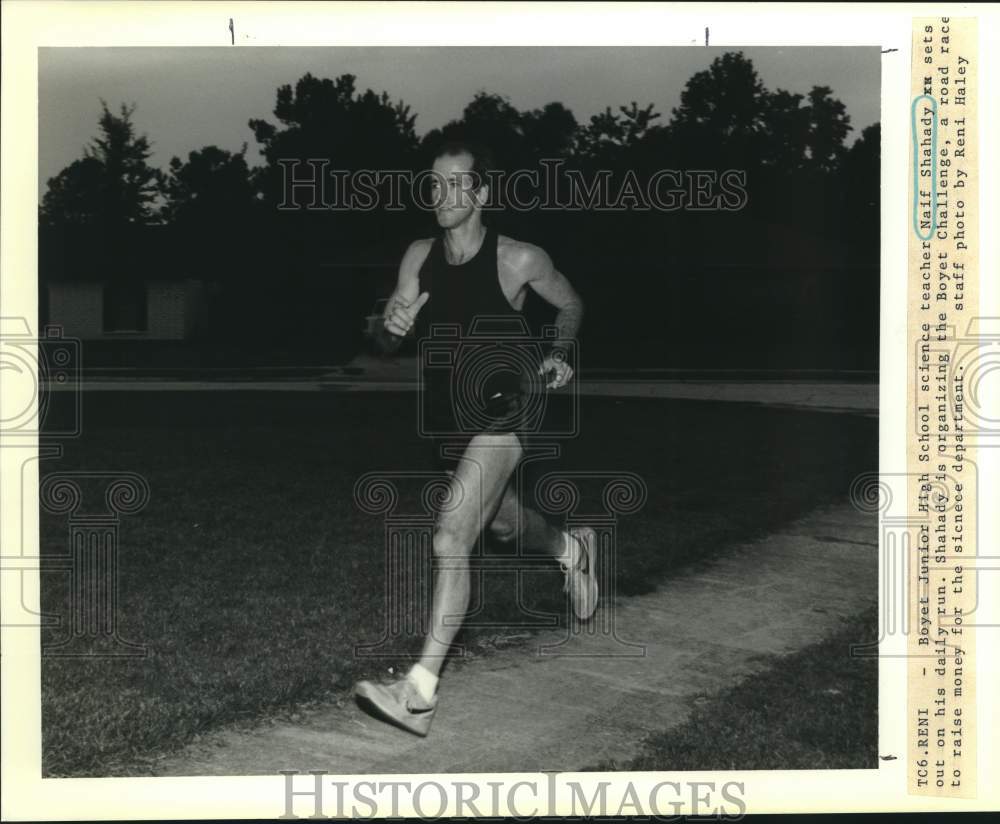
[[45, 277, 207, 340], [40, 223, 208, 341]]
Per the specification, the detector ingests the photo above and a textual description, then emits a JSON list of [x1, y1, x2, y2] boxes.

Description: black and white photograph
[[20, 2, 1000, 819], [29, 38, 883, 785]]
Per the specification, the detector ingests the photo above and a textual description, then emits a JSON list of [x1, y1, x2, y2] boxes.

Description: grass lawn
[[591, 606, 879, 771], [39, 390, 876, 776]]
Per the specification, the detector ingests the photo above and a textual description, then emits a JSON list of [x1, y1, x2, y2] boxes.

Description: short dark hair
[[432, 138, 495, 192]]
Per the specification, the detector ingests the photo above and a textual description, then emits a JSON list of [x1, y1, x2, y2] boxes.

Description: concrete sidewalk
[[155, 500, 877, 776], [53, 366, 877, 415], [59, 354, 877, 414], [55, 379, 876, 415]]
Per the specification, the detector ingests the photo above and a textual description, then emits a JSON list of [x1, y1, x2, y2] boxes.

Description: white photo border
[[2, 1, 998, 818]]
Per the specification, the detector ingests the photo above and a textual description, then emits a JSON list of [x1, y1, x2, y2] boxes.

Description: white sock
[[557, 531, 579, 569], [407, 663, 438, 702]]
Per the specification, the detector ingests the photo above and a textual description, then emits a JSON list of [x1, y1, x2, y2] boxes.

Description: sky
[[38, 46, 880, 197]]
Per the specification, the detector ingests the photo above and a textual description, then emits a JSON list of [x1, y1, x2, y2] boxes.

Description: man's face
[[430, 152, 486, 229]]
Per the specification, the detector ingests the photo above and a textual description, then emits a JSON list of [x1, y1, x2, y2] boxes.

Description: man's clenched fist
[[538, 351, 574, 389], [383, 291, 430, 337]]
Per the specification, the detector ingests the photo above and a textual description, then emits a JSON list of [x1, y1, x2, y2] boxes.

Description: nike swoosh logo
[[406, 703, 436, 715]]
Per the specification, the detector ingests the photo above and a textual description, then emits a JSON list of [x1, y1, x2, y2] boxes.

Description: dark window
[[103, 280, 148, 332]]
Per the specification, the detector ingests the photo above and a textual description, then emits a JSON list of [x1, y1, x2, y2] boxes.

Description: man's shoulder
[[400, 237, 436, 275], [405, 237, 436, 259], [497, 234, 553, 280]]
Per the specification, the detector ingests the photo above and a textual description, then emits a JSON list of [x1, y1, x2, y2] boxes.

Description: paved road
[[51, 375, 876, 415], [53, 354, 877, 414], [155, 500, 876, 776]]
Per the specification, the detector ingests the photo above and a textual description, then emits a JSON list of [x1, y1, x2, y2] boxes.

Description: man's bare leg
[[355, 432, 521, 735], [355, 432, 594, 734], [415, 432, 523, 679], [488, 482, 599, 620], [488, 482, 566, 558]]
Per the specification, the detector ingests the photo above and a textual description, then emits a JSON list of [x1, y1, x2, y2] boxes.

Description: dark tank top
[[415, 226, 529, 432]]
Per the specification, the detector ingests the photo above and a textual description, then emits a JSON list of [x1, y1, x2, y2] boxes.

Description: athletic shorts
[[425, 388, 531, 473]]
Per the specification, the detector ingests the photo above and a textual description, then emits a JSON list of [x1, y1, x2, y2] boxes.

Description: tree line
[[40, 52, 879, 368]]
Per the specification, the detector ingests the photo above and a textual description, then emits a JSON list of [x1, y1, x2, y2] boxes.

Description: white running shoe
[[562, 527, 599, 620], [355, 675, 437, 736]]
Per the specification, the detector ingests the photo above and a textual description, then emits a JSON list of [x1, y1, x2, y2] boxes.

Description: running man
[[355, 140, 597, 736]]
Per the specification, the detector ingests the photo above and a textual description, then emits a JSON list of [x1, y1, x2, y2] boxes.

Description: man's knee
[[489, 519, 519, 544], [471, 432, 523, 465]]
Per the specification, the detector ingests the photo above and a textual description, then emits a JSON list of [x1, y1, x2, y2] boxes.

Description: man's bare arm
[[517, 245, 584, 356], [374, 240, 430, 354]]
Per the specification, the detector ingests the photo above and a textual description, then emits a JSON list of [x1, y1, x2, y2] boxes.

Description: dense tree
[[40, 100, 165, 300], [522, 101, 579, 159], [40, 100, 162, 228], [761, 89, 813, 170], [667, 52, 853, 175], [421, 91, 526, 173], [39, 156, 106, 227], [247, 72, 421, 263], [842, 122, 880, 259], [421, 93, 579, 172], [667, 51, 770, 168], [156, 144, 262, 294], [242, 73, 422, 355], [574, 102, 662, 167], [803, 85, 853, 174], [249, 72, 419, 202], [160, 144, 257, 227]]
